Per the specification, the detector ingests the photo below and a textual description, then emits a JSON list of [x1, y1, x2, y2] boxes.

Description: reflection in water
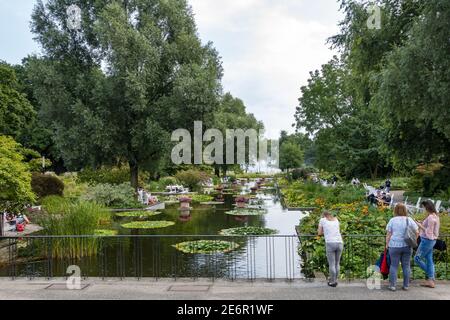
[[2, 184, 307, 279]]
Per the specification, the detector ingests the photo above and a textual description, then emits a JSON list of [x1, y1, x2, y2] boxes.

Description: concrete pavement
[[0, 278, 449, 300]]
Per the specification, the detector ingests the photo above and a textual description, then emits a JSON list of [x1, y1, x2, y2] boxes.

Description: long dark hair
[[421, 200, 437, 214]]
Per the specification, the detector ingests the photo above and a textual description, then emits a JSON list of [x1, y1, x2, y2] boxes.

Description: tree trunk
[[130, 161, 139, 190], [0, 212, 4, 236], [214, 166, 220, 178]]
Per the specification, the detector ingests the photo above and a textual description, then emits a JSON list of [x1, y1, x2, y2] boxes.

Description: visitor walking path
[[0, 278, 449, 300]]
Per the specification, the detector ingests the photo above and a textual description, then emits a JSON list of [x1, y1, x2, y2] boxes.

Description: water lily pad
[[219, 227, 277, 236], [121, 221, 175, 229], [173, 240, 239, 254], [115, 211, 161, 218], [225, 209, 267, 216], [94, 229, 118, 236], [200, 201, 225, 205]]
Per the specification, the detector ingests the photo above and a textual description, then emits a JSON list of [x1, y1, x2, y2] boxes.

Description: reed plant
[[40, 200, 111, 258]]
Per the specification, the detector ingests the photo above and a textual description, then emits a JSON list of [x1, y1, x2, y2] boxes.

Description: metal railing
[[0, 234, 448, 281], [0, 235, 300, 281]]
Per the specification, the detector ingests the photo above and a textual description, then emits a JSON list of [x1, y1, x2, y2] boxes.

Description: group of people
[[318, 200, 441, 290], [137, 187, 158, 206], [366, 179, 393, 206], [367, 188, 392, 206], [2, 212, 30, 232]]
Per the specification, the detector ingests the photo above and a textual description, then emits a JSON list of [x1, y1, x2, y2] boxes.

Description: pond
[[1, 182, 307, 280]]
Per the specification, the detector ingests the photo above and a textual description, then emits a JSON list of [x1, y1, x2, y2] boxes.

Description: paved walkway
[[0, 278, 449, 300]]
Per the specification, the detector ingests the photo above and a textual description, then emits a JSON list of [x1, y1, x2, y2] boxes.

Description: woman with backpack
[[414, 200, 441, 288], [317, 211, 343, 288], [385, 203, 419, 291]]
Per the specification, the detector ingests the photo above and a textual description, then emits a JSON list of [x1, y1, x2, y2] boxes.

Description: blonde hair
[[394, 203, 408, 217]]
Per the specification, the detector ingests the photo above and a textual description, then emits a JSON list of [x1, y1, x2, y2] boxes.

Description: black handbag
[[434, 239, 447, 252], [417, 237, 447, 252]]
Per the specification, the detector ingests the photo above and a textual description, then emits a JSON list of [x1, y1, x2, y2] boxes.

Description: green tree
[[28, 0, 223, 188], [374, 0, 450, 164], [294, 0, 425, 178], [212, 93, 264, 176], [0, 136, 36, 212], [279, 142, 304, 173], [0, 62, 35, 137]]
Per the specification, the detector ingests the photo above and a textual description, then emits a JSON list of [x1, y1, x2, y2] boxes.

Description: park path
[[0, 278, 449, 300], [391, 190, 405, 203]]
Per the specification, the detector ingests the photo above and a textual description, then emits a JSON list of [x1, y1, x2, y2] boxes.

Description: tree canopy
[[0, 136, 36, 212], [293, 0, 450, 186], [0, 62, 35, 137], [28, 0, 223, 188]]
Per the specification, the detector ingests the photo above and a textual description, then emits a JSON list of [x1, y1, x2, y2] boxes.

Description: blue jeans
[[414, 237, 436, 280], [389, 246, 412, 288]]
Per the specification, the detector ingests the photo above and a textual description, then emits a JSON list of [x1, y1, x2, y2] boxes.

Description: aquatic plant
[[190, 194, 214, 203], [115, 211, 161, 218], [219, 227, 277, 236], [173, 240, 239, 254], [94, 229, 118, 236], [39, 201, 111, 258], [121, 221, 175, 229], [225, 209, 267, 216]]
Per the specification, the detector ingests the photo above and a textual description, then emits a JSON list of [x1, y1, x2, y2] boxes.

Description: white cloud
[[189, 0, 344, 138]]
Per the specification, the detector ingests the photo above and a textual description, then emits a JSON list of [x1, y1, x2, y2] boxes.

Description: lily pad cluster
[[190, 194, 214, 203], [219, 227, 277, 236], [173, 240, 239, 254], [121, 221, 175, 229], [115, 211, 161, 218], [94, 229, 118, 236], [225, 209, 267, 216]]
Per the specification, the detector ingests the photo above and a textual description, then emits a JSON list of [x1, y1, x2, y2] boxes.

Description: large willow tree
[[28, 0, 223, 188]]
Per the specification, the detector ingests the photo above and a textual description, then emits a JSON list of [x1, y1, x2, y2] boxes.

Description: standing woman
[[318, 211, 344, 287], [386, 204, 419, 291], [414, 200, 441, 288]]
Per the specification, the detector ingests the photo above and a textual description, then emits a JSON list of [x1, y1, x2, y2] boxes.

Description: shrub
[[408, 163, 450, 196], [40, 195, 72, 215], [159, 176, 178, 188], [291, 168, 309, 181], [59, 173, 89, 201], [78, 167, 150, 186], [31, 173, 64, 198], [78, 167, 130, 185], [82, 182, 143, 209], [175, 169, 210, 191], [0, 136, 35, 212]]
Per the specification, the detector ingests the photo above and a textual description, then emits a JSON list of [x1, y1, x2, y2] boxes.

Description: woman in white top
[[318, 211, 344, 287]]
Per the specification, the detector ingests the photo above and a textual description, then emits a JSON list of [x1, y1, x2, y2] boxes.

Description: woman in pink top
[[414, 200, 440, 288]]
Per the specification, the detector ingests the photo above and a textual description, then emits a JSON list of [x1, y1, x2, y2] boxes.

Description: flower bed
[[281, 182, 365, 208], [298, 202, 393, 278]]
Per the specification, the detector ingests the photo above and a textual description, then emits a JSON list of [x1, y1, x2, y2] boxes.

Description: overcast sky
[[0, 0, 343, 139]]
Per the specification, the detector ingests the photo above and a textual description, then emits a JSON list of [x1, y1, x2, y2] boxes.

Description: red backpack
[[16, 223, 25, 232]]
